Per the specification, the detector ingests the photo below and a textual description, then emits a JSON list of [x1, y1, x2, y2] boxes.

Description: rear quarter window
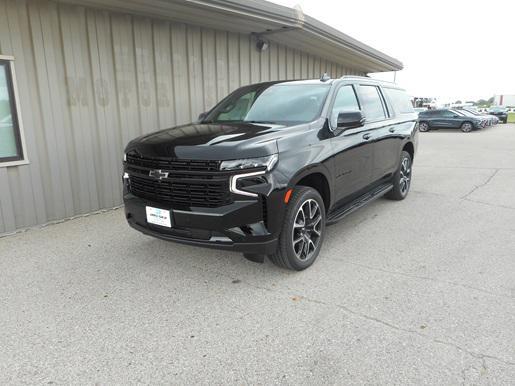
[[358, 85, 387, 121], [383, 88, 415, 115]]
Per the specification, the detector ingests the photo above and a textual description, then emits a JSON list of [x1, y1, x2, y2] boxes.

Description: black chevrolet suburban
[[123, 76, 418, 270]]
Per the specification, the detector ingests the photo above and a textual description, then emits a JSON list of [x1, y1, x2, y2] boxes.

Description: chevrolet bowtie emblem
[[149, 169, 169, 179]]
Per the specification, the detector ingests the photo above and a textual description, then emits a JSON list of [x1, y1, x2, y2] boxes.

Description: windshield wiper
[[244, 120, 279, 124]]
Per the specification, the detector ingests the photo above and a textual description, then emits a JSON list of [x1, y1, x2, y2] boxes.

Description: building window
[[0, 56, 26, 166]]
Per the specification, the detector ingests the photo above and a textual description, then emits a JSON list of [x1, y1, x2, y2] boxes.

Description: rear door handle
[[362, 133, 371, 140]]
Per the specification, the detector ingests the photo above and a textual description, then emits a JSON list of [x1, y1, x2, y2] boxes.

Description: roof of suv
[[272, 76, 406, 90]]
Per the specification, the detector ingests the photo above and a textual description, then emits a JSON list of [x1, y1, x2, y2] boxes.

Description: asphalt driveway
[[1, 124, 514, 384]]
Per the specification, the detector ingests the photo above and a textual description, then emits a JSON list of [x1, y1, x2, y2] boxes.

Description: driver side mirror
[[337, 111, 365, 130], [197, 112, 208, 122]]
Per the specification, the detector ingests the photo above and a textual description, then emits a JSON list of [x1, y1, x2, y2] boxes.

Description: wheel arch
[[289, 166, 332, 212], [402, 141, 415, 161]]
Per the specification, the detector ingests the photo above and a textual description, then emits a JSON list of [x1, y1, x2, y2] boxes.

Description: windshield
[[204, 83, 331, 125], [458, 109, 477, 117], [489, 107, 507, 112]]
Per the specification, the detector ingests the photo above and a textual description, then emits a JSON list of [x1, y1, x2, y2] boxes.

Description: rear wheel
[[269, 187, 326, 271], [461, 122, 473, 132], [386, 151, 412, 201], [419, 121, 430, 132]]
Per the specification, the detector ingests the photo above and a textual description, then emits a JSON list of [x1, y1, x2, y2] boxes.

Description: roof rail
[[339, 75, 398, 85]]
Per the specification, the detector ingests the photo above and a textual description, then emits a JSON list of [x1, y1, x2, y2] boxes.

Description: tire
[[461, 121, 473, 132], [418, 121, 430, 132], [386, 151, 412, 201], [269, 186, 326, 271]]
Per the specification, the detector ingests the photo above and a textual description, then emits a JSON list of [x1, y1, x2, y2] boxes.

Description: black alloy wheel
[[419, 122, 429, 132], [461, 122, 473, 132], [386, 150, 412, 201], [269, 186, 326, 270]]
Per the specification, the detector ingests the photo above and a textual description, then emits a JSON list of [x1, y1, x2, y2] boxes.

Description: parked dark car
[[488, 107, 508, 123], [418, 109, 485, 132], [123, 76, 418, 270], [460, 108, 498, 126]]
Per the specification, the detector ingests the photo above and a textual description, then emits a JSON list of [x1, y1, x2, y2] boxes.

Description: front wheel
[[418, 121, 430, 132], [269, 187, 326, 271], [386, 151, 412, 201], [461, 122, 473, 132]]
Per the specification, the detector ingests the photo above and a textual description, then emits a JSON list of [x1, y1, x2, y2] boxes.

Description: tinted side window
[[330, 85, 360, 127], [440, 110, 456, 118], [358, 85, 386, 121], [383, 88, 414, 114]]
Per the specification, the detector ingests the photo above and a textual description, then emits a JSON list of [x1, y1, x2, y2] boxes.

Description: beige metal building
[[0, 0, 402, 234]]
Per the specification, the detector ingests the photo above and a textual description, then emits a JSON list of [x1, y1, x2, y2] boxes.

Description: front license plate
[[146, 206, 172, 228]]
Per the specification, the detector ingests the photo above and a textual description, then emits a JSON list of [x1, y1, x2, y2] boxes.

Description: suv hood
[[125, 122, 284, 160]]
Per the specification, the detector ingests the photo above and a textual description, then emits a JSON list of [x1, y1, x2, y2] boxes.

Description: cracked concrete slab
[[1, 124, 515, 384], [464, 169, 515, 209]]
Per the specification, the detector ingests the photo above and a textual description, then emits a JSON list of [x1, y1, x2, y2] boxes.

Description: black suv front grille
[[126, 154, 232, 208]]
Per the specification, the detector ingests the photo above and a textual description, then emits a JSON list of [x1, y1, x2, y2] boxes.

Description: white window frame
[[0, 55, 29, 167]]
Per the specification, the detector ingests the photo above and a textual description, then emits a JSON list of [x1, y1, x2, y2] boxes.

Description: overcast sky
[[272, 0, 514, 102]]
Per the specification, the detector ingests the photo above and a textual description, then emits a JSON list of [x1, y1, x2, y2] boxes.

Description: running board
[[326, 183, 393, 225]]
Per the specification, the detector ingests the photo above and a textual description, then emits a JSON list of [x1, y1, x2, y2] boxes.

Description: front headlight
[[220, 154, 278, 171], [123, 153, 127, 162]]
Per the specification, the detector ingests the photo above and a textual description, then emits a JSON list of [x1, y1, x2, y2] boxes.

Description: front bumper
[[474, 120, 486, 129], [124, 193, 279, 255]]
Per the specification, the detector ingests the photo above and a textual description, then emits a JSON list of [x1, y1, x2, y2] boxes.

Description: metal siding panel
[[60, 4, 95, 214], [85, 8, 116, 208], [238, 33, 250, 86], [286, 47, 294, 79], [27, 1, 69, 221], [152, 20, 175, 129], [215, 31, 228, 101], [71, 4, 102, 211], [314, 56, 321, 78], [259, 38, 269, 82], [112, 14, 142, 149], [249, 35, 260, 84], [307, 54, 314, 78], [301, 52, 308, 79], [41, 1, 77, 218], [294, 50, 301, 79], [227, 32, 239, 92], [133, 16, 159, 134], [277, 44, 286, 80], [171, 23, 190, 125], [187, 25, 203, 120], [0, 168, 15, 232], [201, 28, 217, 111], [96, 10, 124, 204], [268, 42, 278, 81]]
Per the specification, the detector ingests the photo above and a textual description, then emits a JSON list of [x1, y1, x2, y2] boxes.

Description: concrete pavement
[[1, 124, 514, 384]]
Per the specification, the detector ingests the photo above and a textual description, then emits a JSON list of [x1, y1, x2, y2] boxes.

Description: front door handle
[[389, 127, 396, 133], [362, 133, 371, 140]]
